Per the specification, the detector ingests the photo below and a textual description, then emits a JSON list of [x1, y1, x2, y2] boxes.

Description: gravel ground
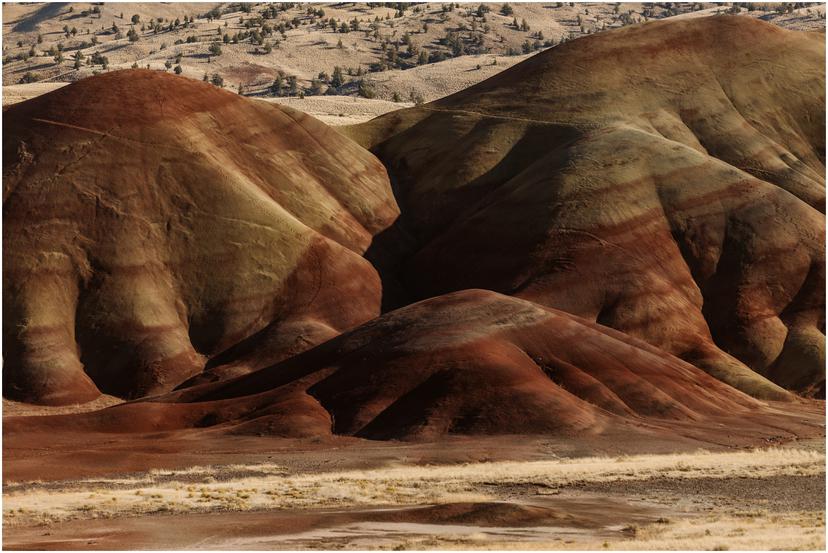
[[578, 474, 826, 513]]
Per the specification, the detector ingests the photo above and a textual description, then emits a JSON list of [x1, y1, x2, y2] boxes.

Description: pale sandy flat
[[260, 95, 410, 125], [2, 82, 67, 105]]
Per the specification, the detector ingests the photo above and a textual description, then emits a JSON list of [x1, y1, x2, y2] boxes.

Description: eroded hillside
[[347, 15, 826, 398], [3, 69, 398, 403]]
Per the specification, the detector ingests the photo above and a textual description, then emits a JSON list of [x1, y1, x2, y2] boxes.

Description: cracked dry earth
[[3, 440, 825, 550]]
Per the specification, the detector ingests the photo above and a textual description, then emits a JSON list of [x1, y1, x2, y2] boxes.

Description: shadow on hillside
[[12, 3, 68, 33]]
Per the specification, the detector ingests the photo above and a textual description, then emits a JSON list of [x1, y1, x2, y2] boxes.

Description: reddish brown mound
[[347, 17, 825, 398], [7, 290, 778, 441], [379, 502, 593, 528], [3, 70, 398, 404]]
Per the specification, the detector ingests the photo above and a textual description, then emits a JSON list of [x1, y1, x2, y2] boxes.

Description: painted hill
[[346, 16, 826, 398], [3, 69, 398, 404], [5, 290, 782, 440]]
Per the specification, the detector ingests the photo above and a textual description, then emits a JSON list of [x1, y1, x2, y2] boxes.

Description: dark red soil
[[4, 291, 824, 451]]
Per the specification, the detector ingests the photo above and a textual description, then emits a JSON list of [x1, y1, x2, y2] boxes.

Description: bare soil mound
[[347, 17, 826, 398], [7, 290, 793, 441], [3, 69, 398, 404], [393, 502, 593, 528]]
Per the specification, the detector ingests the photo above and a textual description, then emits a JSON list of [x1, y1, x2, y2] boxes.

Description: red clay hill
[[347, 16, 825, 399], [5, 290, 797, 441], [2, 17, 824, 447], [3, 70, 398, 404]]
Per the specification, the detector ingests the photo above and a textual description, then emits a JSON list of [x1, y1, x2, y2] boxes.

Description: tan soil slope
[[3, 69, 398, 405], [347, 16, 826, 398], [0, 2, 645, 88], [5, 290, 788, 441], [4, 3, 823, 95]]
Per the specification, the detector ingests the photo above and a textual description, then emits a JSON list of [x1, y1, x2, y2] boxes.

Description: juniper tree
[[331, 65, 344, 88], [357, 79, 375, 98], [271, 74, 284, 95]]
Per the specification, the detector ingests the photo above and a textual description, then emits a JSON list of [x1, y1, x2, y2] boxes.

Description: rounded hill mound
[[347, 16, 825, 398], [9, 290, 790, 441], [3, 69, 399, 404]]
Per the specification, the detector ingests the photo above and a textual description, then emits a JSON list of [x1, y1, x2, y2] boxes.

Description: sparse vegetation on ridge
[[2, 2, 824, 102]]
